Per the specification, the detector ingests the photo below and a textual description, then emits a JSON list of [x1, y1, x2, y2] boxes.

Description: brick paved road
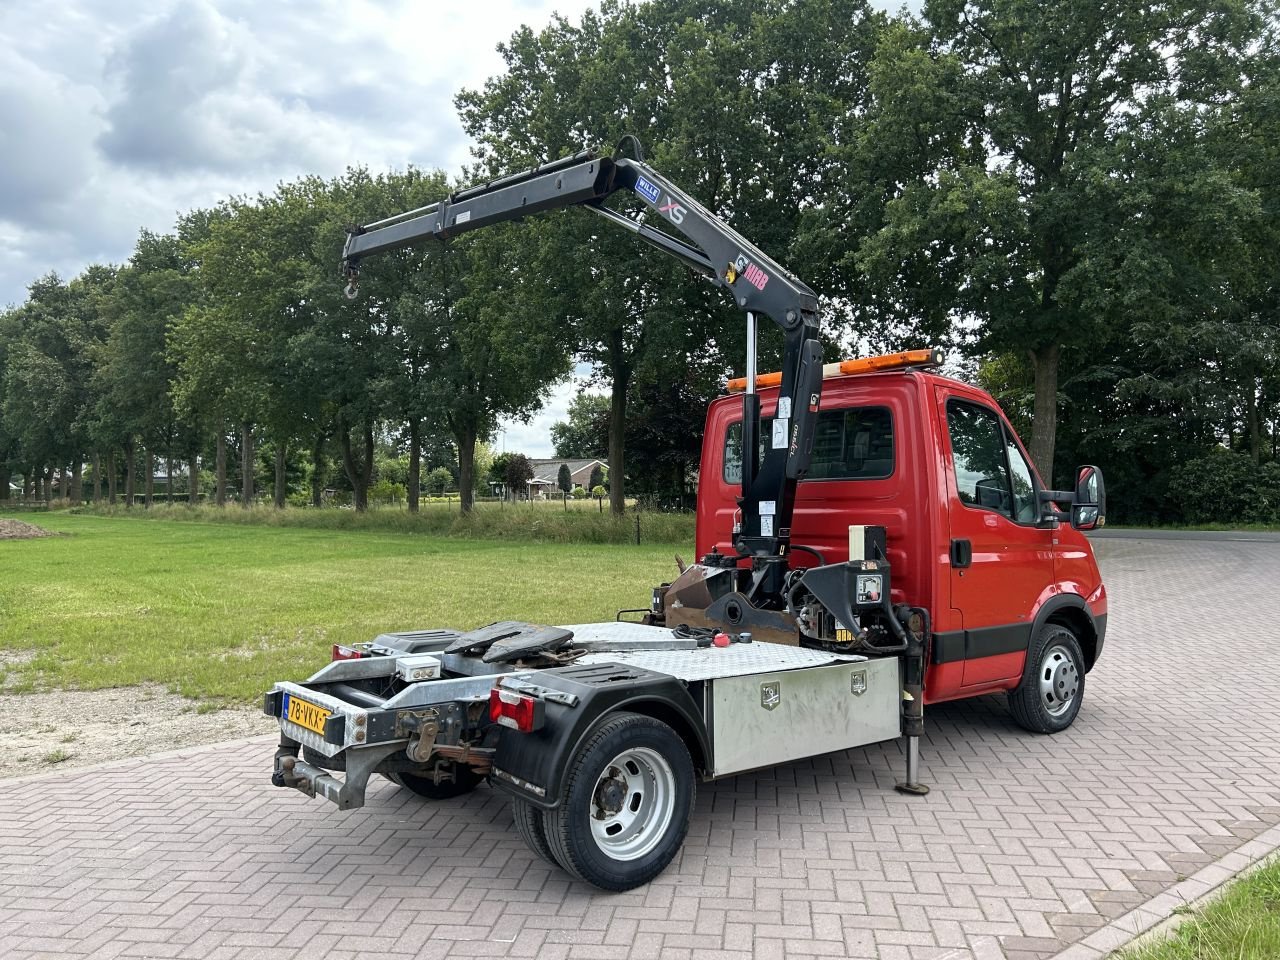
[[3, 536, 1279, 960]]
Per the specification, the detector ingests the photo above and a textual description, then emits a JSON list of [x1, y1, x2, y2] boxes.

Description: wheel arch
[[1035, 594, 1098, 670], [615, 697, 710, 775]]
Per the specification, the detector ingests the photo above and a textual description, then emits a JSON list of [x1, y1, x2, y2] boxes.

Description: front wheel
[[1009, 623, 1085, 734], [543, 712, 694, 891]]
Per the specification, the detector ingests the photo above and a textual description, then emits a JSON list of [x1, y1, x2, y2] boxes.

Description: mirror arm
[[1038, 489, 1076, 504]]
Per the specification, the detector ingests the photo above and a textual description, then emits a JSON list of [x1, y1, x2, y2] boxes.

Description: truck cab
[[697, 362, 1108, 715]]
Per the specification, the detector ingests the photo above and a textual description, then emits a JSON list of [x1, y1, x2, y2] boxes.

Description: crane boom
[[341, 144, 824, 570]]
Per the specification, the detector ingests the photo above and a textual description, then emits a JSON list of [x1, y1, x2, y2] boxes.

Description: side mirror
[[1071, 465, 1105, 531]]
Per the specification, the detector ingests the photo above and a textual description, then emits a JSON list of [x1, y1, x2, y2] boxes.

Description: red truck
[[267, 143, 1107, 891], [699, 355, 1107, 731]]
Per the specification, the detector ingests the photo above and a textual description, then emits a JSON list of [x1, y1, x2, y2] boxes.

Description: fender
[[1030, 592, 1107, 670], [488, 661, 710, 810]]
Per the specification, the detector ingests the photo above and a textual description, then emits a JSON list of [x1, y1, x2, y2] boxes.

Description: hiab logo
[[743, 262, 769, 290]]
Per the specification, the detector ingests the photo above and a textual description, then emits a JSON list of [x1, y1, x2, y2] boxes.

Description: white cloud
[[0, 0, 598, 306]]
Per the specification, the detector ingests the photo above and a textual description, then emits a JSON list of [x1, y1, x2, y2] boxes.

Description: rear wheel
[[512, 798, 557, 865], [1009, 623, 1085, 734], [543, 712, 694, 891], [392, 762, 483, 800]]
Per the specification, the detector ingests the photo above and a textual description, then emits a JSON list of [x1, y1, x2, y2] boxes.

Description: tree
[[94, 231, 199, 509], [425, 465, 454, 496], [394, 219, 573, 514], [551, 392, 609, 459], [839, 0, 1263, 483], [2, 269, 116, 503], [504, 452, 534, 500], [588, 463, 605, 492], [556, 462, 572, 496], [457, 0, 882, 515]]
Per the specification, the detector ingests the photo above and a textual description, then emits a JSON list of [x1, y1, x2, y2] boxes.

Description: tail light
[[332, 644, 365, 661], [489, 686, 545, 732]]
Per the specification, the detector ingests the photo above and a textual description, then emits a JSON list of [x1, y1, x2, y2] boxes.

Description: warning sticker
[[454, 210, 472, 225], [772, 418, 789, 449]]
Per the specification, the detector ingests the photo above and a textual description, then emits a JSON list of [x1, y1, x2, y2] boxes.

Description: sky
[[0, 0, 906, 457]]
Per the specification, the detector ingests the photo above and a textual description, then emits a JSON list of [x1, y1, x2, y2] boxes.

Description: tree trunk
[[125, 439, 136, 508], [311, 432, 325, 507], [22, 471, 32, 500], [407, 418, 421, 514], [166, 451, 175, 504], [1245, 377, 1262, 465], [215, 430, 227, 506], [607, 367, 629, 517], [273, 441, 287, 509], [360, 423, 374, 510], [1028, 344, 1060, 485], [71, 458, 82, 503], [0, 471, 7, 501], [42, 467, 52, 503], [93, 453, 102, 504], [240, 422, 254, 508], [144, 449, 154, 508], [455, 426, 477, 515], [337, 421, 373, 511], [189, 452, 199, 505], [107, 452, 117, 505]]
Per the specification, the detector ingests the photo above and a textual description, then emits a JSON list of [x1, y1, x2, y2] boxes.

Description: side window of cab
[[946, 400, 1039, 523]]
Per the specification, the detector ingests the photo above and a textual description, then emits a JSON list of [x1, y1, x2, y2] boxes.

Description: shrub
[[425, 466, 453, 496], [369, 479, 406, 505], [572, 486, 587, 499], [1167, 448, 1280, 525]]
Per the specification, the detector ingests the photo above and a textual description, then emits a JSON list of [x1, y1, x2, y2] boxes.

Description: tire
[[512, 798, 557, 865], [394, 763, 483, 800], [543, 712, 695, 891], [1009, 623, 1086, 734]]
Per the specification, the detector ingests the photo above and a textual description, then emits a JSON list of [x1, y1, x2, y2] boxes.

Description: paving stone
[[3, 536, 1280, 959]]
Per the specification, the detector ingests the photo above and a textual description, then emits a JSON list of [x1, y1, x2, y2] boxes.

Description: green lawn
[[1119, 857, 1280, 960], [0, 512, 689, 704]]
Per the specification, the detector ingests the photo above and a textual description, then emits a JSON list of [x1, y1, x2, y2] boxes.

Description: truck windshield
[[724, 406, 893, 484]]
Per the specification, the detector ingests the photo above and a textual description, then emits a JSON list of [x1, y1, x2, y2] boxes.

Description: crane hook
[[344, 280, 359, 300]]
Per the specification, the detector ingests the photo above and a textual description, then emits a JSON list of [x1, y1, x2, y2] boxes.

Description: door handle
[[950, 538, 972, 569]]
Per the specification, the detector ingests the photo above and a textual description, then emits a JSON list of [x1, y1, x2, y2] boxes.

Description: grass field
[[0, 511, 691, 704], [1119, 857, 1280, 960]]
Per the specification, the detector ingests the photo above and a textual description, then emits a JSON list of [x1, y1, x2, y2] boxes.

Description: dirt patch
[[0, 518, 56, 540], [0, 685, 275, 778]]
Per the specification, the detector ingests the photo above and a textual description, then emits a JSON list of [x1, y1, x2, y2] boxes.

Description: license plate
[[284, 694, 332, 736]]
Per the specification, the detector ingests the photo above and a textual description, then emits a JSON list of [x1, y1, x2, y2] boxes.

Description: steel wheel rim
[[1038, 642, 1080, 718], [587, 747, 676, 861]]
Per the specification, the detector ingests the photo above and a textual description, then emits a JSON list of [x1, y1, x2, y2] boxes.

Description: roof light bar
[[725, 348, 945, 394]]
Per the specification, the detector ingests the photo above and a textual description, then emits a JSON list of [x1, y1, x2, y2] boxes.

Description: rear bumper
[[271, 739, 404, 810]]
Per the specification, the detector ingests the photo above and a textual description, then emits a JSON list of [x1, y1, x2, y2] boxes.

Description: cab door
[[935, 389, 1056, 687]]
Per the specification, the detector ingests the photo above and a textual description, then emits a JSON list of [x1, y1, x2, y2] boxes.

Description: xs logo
[[659, 196, 686, 224]]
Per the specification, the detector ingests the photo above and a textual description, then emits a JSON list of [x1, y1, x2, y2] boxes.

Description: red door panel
[[935, 387, 1056, 687]]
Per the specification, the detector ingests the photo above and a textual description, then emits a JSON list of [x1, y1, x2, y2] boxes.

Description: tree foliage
[[1, 0, 1276, 529]]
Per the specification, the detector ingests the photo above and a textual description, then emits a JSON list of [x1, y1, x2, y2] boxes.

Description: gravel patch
[[0, 519, 56, 540], [0, 684, 274, 778]]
